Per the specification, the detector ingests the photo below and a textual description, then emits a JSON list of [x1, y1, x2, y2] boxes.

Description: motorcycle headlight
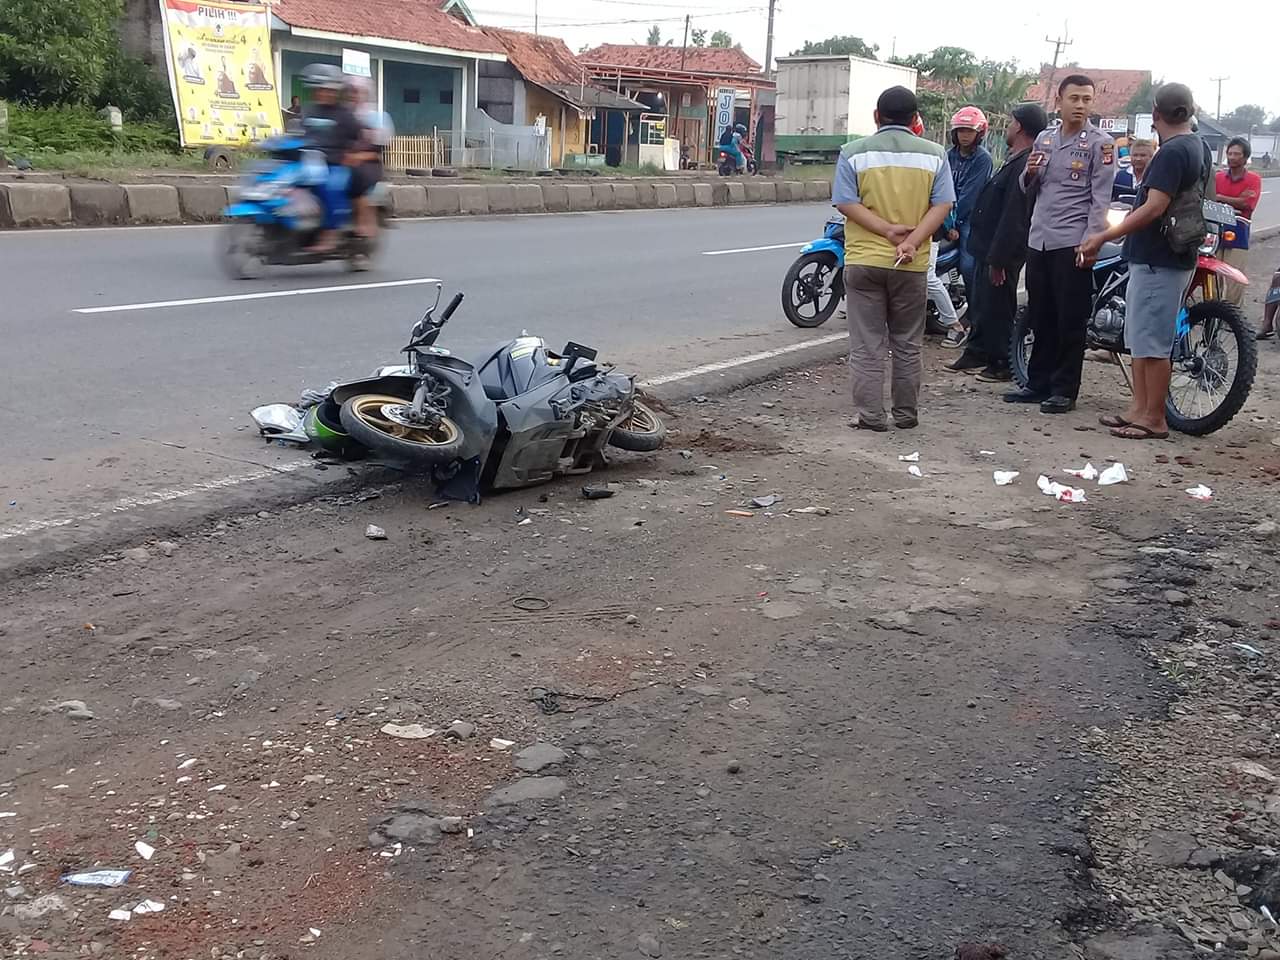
[[240, 184, 281, 202]]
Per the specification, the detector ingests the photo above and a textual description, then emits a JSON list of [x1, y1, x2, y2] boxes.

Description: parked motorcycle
[[781, 216, 965, 333], [330, 286, 666, 501], [717, 144, 759, 177], [1009, 202, 1255, 435], [220, 134, 390, 279]]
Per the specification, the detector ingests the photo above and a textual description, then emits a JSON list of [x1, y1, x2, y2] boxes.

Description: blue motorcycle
[[781, 216, 965, 333], [220, 134, 390, 279]]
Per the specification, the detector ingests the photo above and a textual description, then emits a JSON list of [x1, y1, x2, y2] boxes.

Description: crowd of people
[[832, 77, 1269, 442]]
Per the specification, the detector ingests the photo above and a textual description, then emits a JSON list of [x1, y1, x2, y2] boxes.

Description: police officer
[[1004, 74, 1115, 414]]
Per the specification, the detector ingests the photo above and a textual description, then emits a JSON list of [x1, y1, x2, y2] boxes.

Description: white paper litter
[[1186, 484, 1213, 501], [310, 928, 323, 938], [207, 784, 226, 792], [907, 465, 924, 478], [380, 723, 436, 740], [0, 813, 15, 819], [1064, 462, 1099, 481], [177, 758, 198, 770], [133, 899, 165, 915], [898, 452, 920, 462], [993, 471, 1020, 486], [979, 450, 996, 456], [1098, 462, 1129, 486], [488, 738, 515, 750], [1037, 474, 1087, 504], [0, 850, 14, 872], [108, 909, 132, 922], [63, 869, 132, 887], [517, 518, 533, 526], [134, 841, 155, 861]]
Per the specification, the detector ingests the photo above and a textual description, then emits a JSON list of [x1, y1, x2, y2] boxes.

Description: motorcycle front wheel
[[782, 252, 843, 328], [1009, 305, 1034, 387], [1166, 300, 1257, 435], [220, 221, 266, 280], [338, 394, 465, 466], [608, 401, 666, 452]]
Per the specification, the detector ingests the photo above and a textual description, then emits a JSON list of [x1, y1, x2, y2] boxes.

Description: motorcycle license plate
[[1267, 281, 1280, 306]]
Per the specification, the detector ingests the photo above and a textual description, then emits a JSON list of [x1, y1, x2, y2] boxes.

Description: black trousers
[[964, 264, 1021, 370], [1025, 247, 1093, 399]]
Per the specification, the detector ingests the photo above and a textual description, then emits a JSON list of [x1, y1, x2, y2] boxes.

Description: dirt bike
[[781, 215, 965, 334], [1009, 202, 1255, 435], [329, 286, 666, 501]]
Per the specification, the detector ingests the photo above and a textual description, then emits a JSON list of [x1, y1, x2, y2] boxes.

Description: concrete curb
[[0, 176, 831, 229]]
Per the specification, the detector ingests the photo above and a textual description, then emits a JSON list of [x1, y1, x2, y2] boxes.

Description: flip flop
[[1098, 414, 1131, 428], [1110, 424, 1170, 440], [1257, 329, 1276, 341]]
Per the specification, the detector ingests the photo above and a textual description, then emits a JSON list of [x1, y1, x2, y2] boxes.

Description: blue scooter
[[220, 134, 390, 279], [781, 215, 965, 333]]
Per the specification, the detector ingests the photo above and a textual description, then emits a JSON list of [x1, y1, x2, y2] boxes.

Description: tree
[[0, 0, 123, 105], [646, 24, 662, 45], [968, 65, 1034, 117], [917, 46, 978, 94], [708, 30, 734, 48], [1221, 103, 1268, 132], [1270, 115, 1280, 133], [690, 28, 706, 47], [1122, 77, 1154, 116], [791, 35, 878, 59]]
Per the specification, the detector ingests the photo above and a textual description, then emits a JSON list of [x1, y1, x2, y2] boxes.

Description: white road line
[[0, 462, 308, 541], [2, 333, 848, 542], [702, 242, 807, 256], [73, 277, 443, 314], [641, 333, 846, 387]]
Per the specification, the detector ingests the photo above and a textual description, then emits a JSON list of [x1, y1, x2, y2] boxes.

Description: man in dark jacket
[[946, 103, 1049, 381]]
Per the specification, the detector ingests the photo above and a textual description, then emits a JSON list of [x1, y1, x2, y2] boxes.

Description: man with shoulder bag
[[1078, 83, 1208, 441]]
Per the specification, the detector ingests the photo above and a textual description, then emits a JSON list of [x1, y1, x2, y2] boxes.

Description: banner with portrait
[[159, 0, 284, 147]]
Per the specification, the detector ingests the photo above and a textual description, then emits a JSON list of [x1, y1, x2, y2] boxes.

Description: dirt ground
[[3, 241, 1280, 960]]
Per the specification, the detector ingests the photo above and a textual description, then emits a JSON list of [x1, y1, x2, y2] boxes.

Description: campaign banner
[[159, 0, 283, 148]]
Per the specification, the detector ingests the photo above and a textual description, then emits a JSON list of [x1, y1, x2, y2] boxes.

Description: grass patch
[[784, 163, 836, 181], [22, 149, 210, 178]]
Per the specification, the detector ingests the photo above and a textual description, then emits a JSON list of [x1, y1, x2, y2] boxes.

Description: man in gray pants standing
[[832, 86, 955, 431]]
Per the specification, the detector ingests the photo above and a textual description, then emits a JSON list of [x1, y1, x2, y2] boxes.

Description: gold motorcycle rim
[[348, 394, 460, 447]]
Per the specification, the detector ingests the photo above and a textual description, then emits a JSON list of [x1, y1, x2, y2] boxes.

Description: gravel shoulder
[[3, 241, 1280, 960]]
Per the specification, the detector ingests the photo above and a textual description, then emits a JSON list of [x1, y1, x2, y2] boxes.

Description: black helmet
[[302, 63, 344, 91]]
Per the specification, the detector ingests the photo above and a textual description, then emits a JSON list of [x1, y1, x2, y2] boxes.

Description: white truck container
[[773, 55, 919, 164]]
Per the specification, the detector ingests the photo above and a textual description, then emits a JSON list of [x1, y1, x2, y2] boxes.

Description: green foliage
[[690, 28, 706, 47], [646, 25, 662, 45], [708, 30, 734, 48], [3, 103, 178, 156], [1220, 103, 1268, 131], [0, 0, 124, 105], [1123, 77, 1154, 115], [98, 50, 175, 123], [791, 35, 878, 59]]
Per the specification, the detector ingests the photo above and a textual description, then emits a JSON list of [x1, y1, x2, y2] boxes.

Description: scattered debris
[[725, 510, 755, 518], [1186, 484, 1214, 501], [380, 723, 436, 740], [1064, 462, 1099, 480], [790, 505, 831, 516], [750, 494, 782, 508], [1037, 474, 1087, 503], [898, 452, 920, 463], [108, 908, 132, 922], [250, 404, 308, 444], [907, 465, 924, 478], [134, 841, 155, 861], [489, 738, 515, 751], [581, 485, 615, 500], [365, 524, 387, 540], [133, 899, 165, 915], [62, 869, 132, 888], [445, 720, 476, 741], [993, 471, 1020, 486], [514, 742, 569, 773], [1098, 462, 1129, 486], [979, 449, 996, 456], [512, 596, 551, 612], [1232, 641, 1265, 660]]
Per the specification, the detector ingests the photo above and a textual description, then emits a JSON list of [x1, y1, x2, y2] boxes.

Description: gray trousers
[[844, 265, 928, 426]]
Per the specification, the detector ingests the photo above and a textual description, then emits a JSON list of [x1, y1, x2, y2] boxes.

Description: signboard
[[342, 48, 371, 78], [158, 0, 284, 148], [1098, 117, 1127, 134], [713, 87, 735, 145], [1133, 114, 1154, 140]]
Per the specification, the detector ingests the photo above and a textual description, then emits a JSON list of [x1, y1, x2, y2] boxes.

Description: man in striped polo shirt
[[833, 86, 956, 431]]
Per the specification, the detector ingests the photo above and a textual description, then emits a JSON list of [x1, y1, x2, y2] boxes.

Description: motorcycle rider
[[719, 122, 749, 172], [299, 64, 363, 254], [344, 76, 394, 244], [946, 106, 994, 300]]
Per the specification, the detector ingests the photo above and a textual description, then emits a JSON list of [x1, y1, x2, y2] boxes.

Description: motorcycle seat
[[1098, 241, 1125, 261]]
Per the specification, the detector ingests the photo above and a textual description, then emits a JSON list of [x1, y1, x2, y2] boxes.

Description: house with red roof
[[1025, 66, 1152, 118]]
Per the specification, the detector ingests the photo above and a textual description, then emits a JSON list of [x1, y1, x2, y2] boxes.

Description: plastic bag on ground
[[1098, 463, 1129, 486], [1037, 474, 1087, 504]]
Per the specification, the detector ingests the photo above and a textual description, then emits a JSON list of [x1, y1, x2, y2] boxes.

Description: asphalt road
[[0, 202, 837, 559]]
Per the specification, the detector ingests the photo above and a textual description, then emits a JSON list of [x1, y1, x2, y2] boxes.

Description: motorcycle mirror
[[431, 283, 443, 312]]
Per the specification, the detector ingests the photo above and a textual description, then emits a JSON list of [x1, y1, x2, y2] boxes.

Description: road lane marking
[[2, 332, 848, 543], [702, 242, 807, 256], [641, 333, 846, 387], [73, 277, 443, 314]]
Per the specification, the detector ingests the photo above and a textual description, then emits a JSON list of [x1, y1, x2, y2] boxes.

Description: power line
[[472, 6, 763, 27], [1210, 76, 1229, 119]]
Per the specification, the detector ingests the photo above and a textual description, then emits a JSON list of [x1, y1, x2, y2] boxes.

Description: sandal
[[1110, 424, 1170, 440], [1257, 329, 1276, 341], [1098, 414, 1131, 429]]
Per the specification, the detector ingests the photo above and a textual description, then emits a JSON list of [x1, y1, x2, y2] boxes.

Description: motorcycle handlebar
[[441, 292, 464, 322]]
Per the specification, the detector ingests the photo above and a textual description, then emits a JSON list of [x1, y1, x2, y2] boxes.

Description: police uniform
[[1019, 123, 1115, 403]]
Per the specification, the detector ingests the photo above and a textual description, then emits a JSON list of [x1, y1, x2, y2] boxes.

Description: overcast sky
[[470, 0, 1279, 119]]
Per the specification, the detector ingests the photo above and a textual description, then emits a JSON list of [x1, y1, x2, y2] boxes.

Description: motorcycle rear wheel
[[1009, 306, 1033, 387], [782, 252, 843, 328], [339, 393, 465, 466], [608, 401, 666, 452], [1166, 300, 1257, 436], [220, 222, 266, 280]]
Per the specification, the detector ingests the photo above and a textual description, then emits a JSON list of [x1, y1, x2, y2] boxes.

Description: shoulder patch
[[1101, 143, 1114, 165]]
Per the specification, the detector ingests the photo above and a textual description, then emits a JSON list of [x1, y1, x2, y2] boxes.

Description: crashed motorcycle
[[1010, 201, 1255, 436], [781, 215, 965, 333], [328, 287, 666, 500], [221, 134, 390, 279]]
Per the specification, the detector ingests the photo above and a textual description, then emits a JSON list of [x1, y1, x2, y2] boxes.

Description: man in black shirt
[[299, 64, 363, 253], [1078, 83, 1205, 440]]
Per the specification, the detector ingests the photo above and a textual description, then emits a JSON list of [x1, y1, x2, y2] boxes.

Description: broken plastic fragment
[[207, 784, 227, 793], [979, 450, 996, 456], [993, 471, 1020, 486], [133, 899, 165, 914], [724, 510, 755, 518], [907, 465, 924, 478], [898, 452, 920, 463], [1186, 484, 1213, 501], [750, 494, 781, 508], [0, 850, 13, 872], [177, 757, 199, 770], [134, 841, 155, 861], [1037, 475, 1087, 504], [489, 738, 515, 750], [1064, 462, 1099, 481], [63, 869, 132, 887], [380, 723, 436, 740], [1098, 462, 1129, 486], [108, 908, 132, 922]]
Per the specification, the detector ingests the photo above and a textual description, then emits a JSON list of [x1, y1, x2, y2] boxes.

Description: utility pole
[[681, 14, 689, 70], [533, 0, 538, 35], [1041, 32, 1072, 107], [763, 0, 776, 79], [1210, 76, 1229, 119]]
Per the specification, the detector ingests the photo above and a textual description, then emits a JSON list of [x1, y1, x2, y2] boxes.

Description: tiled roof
[[1025, 67, 1151, 117], [581, 43, 763, 77], [483, 28, 583, 87], [274, 0, 504, 56]]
